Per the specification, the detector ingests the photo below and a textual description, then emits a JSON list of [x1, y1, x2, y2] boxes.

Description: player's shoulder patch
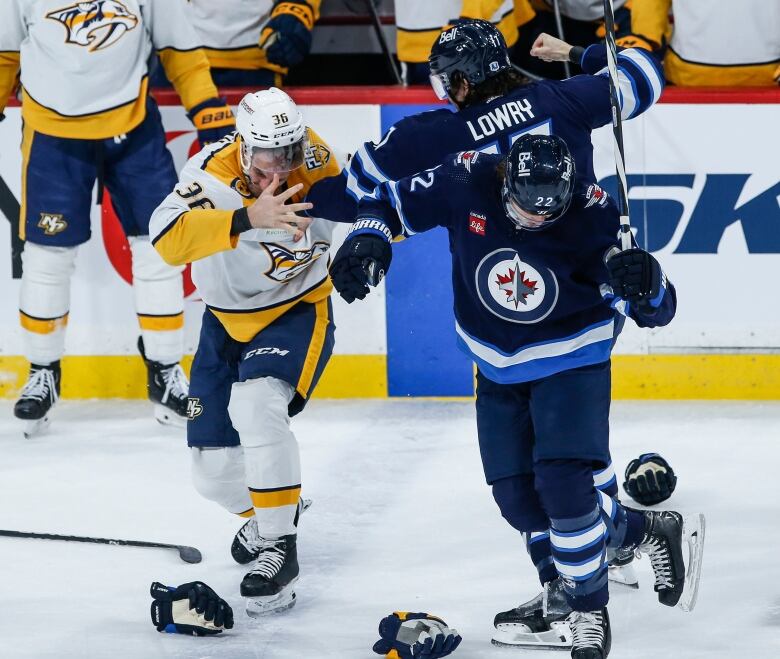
[[584, 183, 609, 209], [304, 142, 331, 170], [454, 150, 480, 172]]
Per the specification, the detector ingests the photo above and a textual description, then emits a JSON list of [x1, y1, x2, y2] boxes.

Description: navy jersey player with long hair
[[329, 135, 705, 658]]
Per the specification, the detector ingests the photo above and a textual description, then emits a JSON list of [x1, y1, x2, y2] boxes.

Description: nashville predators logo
[[263, 241, 330, 283], [38, 213, 68, 236], [46, 1, 139, 52]]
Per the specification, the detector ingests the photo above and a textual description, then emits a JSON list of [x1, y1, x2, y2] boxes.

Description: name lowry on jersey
[[467, 99, 536, 141]]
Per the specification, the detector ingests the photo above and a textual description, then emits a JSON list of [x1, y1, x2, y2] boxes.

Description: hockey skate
[[14, 362, 61, 439], [634, 508, 705, 612], [231, 498, 312, 564], [607, 545, 639, 589], [138, 337, 189, 427], [492, 577, 573, 649], [567, 608, 610, 659], [241, 534, 299, 617]]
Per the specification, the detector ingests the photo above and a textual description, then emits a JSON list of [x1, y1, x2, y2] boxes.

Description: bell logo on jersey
[[476, 249, 559, 323], [263, 241, 330, 283], [186, 398, 203, 420], [46, 1, 139, 52], [38, 213, 68, 236], [304, 143, 331, 170]]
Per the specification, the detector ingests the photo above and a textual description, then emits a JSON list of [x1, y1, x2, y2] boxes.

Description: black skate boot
[[566, 608, 611, 659], [138, 337, 188, 427], [635, 509, 687, 607], [231, 498, 312, 564], [14, 362, 61, 438], [492, 577, 573, 649], [240, 534, 299, 616]]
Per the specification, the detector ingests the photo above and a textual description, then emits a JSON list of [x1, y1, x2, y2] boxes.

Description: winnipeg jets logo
[[585, 183, 608, 208], [46, 1, 138, 52], [475, 249, 558, 324], [496, 262, 538, 309], [263, 241, 329, 283]]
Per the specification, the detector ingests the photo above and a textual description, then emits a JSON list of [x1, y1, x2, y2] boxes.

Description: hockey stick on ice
[[0, 529, 202, 564], [602, 0, 633, 251]]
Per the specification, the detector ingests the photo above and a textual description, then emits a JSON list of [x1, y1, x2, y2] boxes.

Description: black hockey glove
[[330, 220, 393, 304], [623, 453, 677, 506], [606, 248, 665, 311], [150, 581, 234, 636], [188, 98, 235, 148], [373, 612, 462, 659], [260, 1, 315, 69]]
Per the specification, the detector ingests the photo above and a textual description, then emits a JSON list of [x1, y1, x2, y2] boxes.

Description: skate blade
[[154, 404, 187, 428], [23, 416, 51, 439], [245, 581, 297, 618], [608, 562, 639, 589], [678, 513, 706, 612], [492, 621, 572, 650]]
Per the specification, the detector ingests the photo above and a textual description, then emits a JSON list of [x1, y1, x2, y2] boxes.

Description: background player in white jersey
[[150, 88, 345, 616], [0, 0, 235, 436], [153, 0, 320, 88]]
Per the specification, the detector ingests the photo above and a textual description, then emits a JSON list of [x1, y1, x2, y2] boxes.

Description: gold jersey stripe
[[296, 298, 330, 399], [665, 49, 780, 86], [19, 121, 34, 241], [21, 81, 149, 140], [237, 508, 255, 518]]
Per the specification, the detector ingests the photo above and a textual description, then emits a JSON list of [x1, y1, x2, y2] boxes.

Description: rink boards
[[1, 87, 779, 399]]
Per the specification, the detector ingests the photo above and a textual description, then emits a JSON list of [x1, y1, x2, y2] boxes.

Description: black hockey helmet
[[428, 19, 512, 100], [502, 134, 576, 231]]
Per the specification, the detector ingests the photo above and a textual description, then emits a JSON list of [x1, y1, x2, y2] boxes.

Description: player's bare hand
[[530, 33, 572, 62], [247, 174, 313, 241]]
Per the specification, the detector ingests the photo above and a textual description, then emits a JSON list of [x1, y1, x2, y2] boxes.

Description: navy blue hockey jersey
[[356, 152, 676, 384], [342, 45, 663, 205]]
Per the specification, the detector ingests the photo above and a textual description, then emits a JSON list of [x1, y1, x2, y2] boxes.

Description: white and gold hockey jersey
[[0, 0, 218, 139], [395, 0, 527, 64], [150, 129, 342, 343], [183, 0, 321, 76], [630, 0, 780, 85]]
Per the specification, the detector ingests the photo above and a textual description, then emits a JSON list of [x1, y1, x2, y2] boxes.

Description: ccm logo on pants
[[245, 347, 290, 359]]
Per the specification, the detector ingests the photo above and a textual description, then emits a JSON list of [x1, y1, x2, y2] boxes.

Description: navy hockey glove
[[606, 248, 666, 311], [373, 612, 462, 659], [623, 453, 677, 506], [330, 219, 393, 304], [260, 1, 315, 69], [150, 581, 234, 636], [188, 98, 235, 148]]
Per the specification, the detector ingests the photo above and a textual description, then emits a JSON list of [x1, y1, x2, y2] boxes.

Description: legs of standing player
[[104, 97, 188, 425], [14, 125, 95, 437]]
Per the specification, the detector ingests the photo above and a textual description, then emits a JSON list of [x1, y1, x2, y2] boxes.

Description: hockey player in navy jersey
[[329, 135, 705, 658]]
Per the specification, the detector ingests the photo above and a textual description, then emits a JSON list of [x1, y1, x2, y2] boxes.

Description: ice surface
[[1, 400, 779, 658]]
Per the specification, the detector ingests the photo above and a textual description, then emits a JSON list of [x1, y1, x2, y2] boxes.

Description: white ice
[[1, 400, 779, 658]]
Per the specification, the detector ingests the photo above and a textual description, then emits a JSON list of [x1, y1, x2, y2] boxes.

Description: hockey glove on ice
[[606, 248, 666, 311], [260, 1, 315, 69], [150, 581, 234, 636], [330, 220, 393, 303], [623, 453, 677, 506], [188, 98, 235, 148], [373, 612, 462, 659]]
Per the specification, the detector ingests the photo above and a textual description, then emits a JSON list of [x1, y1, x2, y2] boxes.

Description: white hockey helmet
[[235, 88, 308, 175]]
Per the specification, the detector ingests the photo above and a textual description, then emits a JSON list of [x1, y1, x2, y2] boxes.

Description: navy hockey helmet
[[502, 134, 576, 231], [428, 19, 512, 100]]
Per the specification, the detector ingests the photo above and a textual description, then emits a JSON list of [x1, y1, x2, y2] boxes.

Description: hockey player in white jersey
[[150, 88, 346, 616], [0, 0, 235, 436]]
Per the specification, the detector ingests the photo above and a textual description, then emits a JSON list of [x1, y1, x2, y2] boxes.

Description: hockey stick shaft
[[365, 0, 403, 85], [0, 172, 23, 278], [0, 529, 202, 564], [602, 0, 633, 251]]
